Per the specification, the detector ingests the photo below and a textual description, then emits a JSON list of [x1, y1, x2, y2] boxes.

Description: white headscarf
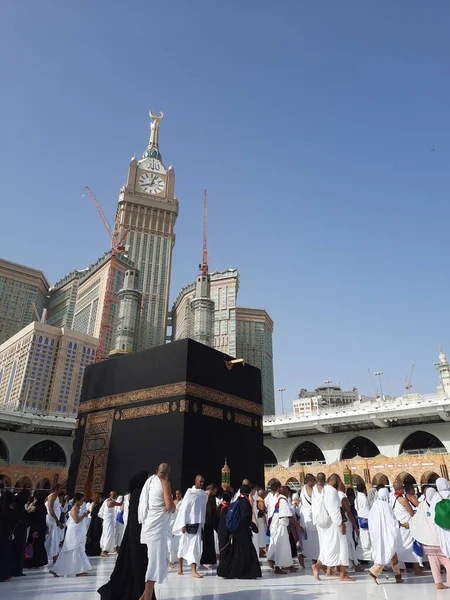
[[368, 488, 399, 565], [409, 487, 439, 546], [436, 478, 450, 497]]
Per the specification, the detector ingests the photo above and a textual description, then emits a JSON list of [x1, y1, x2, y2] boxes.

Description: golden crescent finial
[[149, 109, 164, 122]]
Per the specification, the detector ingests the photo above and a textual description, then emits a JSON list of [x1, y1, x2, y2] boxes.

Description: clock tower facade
[[114, 111, 178, 350]]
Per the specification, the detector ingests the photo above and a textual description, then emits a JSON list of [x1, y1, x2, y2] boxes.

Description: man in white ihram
[[173, 474, 207, 578], [138, 463, 175, 600], [311, 473, 354, 582]]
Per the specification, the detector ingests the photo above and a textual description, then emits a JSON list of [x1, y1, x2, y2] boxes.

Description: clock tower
[[114, 111, 179, 350]]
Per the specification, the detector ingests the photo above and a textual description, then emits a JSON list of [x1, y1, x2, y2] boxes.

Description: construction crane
[[405, 360, 415, 391], [84, 186, 129, 362]]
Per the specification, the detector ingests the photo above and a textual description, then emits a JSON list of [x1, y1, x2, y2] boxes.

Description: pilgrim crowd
[[1, 468, 450, 598]]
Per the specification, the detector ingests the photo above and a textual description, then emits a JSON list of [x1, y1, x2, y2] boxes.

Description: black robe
[[11, 490, 30, 576], [24, 498, 48, 568], [85, 500, 103, 556], [200, 495, 219, 566], [217, 497, 261, 579], [217, 503, 230, 555], [0, 506, 19, 581], [98, 488, 154, 600]]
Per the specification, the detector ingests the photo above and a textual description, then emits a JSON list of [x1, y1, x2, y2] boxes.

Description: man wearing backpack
[[311, 474, 354, 582], [173, 475, 207, 579]]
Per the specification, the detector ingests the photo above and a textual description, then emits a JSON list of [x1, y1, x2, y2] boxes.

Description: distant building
[[191, 272, 214, 348], [0, 322, 97, 416], [0, 258, 49, 345], [236, 308, 275, 415], [171, 269, 275, 414], [293, 386, 375, 417], [47, 251, 136, 356]]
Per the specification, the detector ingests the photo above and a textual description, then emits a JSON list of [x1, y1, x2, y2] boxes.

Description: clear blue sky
[[1, 1, 449, 410]]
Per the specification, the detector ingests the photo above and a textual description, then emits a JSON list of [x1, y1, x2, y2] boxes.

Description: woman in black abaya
[[217, 491, 231, 558], [98, 471, 151, 600], [23, 491, 48, 568], [200, 484, 219, 567], [217, 485, 261, 579], [0, 491, 19, 581], [85, 492, 103, 556]]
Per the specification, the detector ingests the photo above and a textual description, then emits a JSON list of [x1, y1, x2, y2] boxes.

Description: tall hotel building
[[171, 270, 275, 414], [0, 259, 49, 345], [0, 322, 97, 416], [236, 308, 275, 415], [113, 112, 179, 350], [47, 252, 136, 355]]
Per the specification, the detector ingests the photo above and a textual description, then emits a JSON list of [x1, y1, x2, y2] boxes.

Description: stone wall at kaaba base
[[67, 339, 264, 496]]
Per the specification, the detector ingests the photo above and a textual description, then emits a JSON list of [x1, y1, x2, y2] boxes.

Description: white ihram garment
[[173, 486, 207, 566], [391, 495, 420, 564], [430, 478, 450, 558], [45, 495, 62, 561], [252, 492, 259, 555], [267, 495, 293, 568], [138, 474, 172, 584], [313, 485, 347, 567], [99, 501, 117, 553], [300, 486, 319, 560], [369, 488, 400, 565], [169, 500, 183, 563], [123, 494, 130, 529], [338, 491, 358, 565], [355, 492, 372, 561], [51, 511, 92, 576]]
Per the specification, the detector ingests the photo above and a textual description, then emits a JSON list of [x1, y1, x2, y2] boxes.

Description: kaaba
[[68, 339, 264, 497]]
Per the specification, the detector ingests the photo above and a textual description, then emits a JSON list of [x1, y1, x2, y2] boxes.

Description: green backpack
[[434, 498, 450, 530]]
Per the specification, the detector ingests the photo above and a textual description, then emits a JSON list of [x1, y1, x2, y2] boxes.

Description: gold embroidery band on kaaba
[[121, 402, 170, 420], [78, 381, 262, 416]]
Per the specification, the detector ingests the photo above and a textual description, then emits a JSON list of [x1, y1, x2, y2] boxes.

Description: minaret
[[110, 268, 142, 356], [191, 190, 214, 347], [436, 348, 450, 394]]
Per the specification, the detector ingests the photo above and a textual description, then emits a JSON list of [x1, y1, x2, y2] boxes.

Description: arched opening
[[400, 431, 446, 455], [352, 474, 365, 487], [15, 476, 32, 489], [421, 471, 439, 485], [395, 472, 417, 486], [266, 478, 281, 489], [263, 446, 278, 467], [291, 441, 325, 465], [0, 475, 11, 488], [36, 477, 51, 490], [372, 472, 389, 487], [23, 440, 66, 465], [0, 438, 8, 463], [341, 436, 380, 460], [286, 477, 300, 491]]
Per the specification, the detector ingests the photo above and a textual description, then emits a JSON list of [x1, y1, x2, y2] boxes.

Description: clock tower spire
[[114, 110, 178, 350], [143, 110, 164, 161]]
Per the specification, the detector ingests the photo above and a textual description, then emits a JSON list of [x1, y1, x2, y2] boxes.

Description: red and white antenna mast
[[201, 189, 208, 275]]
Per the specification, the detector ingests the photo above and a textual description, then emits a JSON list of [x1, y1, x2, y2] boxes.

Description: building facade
[[0, 321, 97, 416], [292, 386, 375, 417], [113, 111, 179, 351], [171, 268, 239, 356], [236, 308, 275, 415], [47, 252, 136, 356], [0, 259, 49, 345]]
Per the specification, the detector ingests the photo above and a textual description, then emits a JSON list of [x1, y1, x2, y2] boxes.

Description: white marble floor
[[1, 557, 446, 600]]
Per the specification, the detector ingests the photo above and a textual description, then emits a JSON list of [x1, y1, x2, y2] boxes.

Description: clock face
[[138, 172, 165, 195]]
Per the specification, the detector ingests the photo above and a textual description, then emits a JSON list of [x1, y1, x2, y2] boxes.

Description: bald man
[[138, 463, 175, 600], [173, 475, 208, 578]]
